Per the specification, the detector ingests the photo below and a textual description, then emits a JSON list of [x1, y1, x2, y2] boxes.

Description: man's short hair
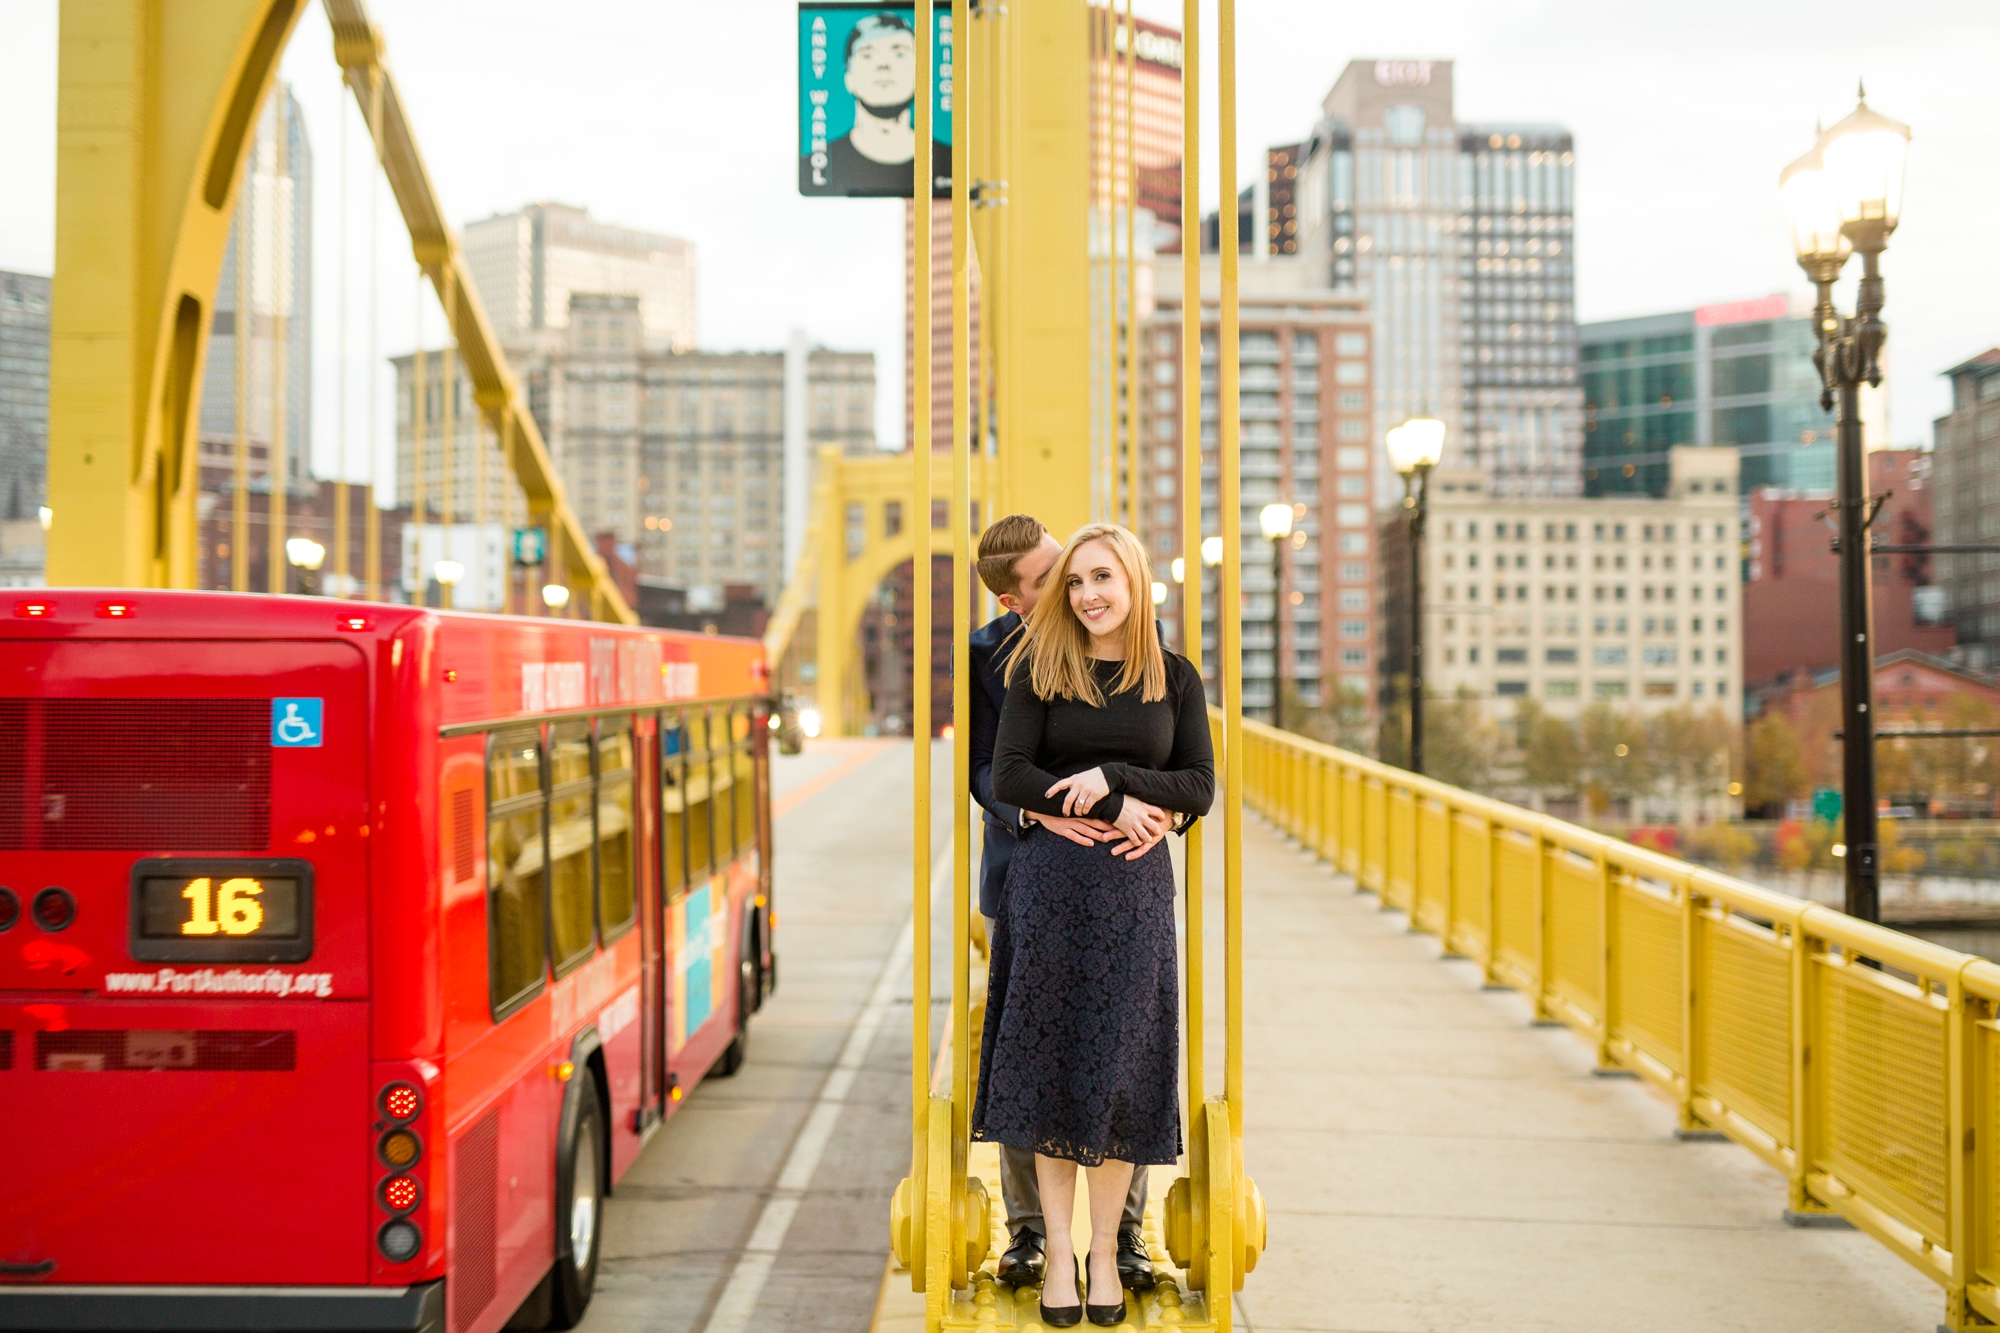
[[976, 514, 1049, 597], [847, 11, 912, 60]]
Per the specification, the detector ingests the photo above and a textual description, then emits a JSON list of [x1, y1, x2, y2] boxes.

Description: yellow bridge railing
[[1237, 716, 2000, 1332]]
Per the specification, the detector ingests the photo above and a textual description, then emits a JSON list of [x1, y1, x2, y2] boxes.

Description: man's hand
[[1108, 797, 1173, 860], [1046, 766, 1111, 817], [1025, 809, 1118, 848]]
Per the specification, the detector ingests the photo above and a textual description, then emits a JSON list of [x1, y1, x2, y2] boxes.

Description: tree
[[1647, 705, 1736, 819], [1576, 702, 1649, 815], [1515, 699, 1580, 807], [1424, 689, 1498, 792], [1742, 712, 1806, 816]]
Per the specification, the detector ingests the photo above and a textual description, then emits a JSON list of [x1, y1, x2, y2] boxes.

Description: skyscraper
[[0, 270, 50, 587], [464, 202, 697, 350], [198, 82, 312, 490], [1932, 349, 2000, 668], [1089, 6, 1186, 247], [1284, 60, 1582, 500], [0, 271, 49, 525], [1579, 294, 1892, 498]]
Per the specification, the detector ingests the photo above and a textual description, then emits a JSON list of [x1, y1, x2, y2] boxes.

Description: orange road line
[[772, 739, 898, 820]]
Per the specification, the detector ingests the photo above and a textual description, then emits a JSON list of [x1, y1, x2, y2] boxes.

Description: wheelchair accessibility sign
[[271, 698, 323, 748]]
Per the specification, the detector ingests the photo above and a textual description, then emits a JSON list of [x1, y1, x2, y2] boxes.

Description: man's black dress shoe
[[1115, 1224, 1156, 1291], [995, 1228, 1045, 1288], [1040, 1258, 1083, 1328]]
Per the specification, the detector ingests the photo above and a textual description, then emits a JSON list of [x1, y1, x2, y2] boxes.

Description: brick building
[[1743, 448, 1952, 689]]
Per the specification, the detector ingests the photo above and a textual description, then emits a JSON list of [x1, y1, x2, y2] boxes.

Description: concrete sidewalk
[[872, 800, 1947, 1332], [1231, 811, 1942, 1333]]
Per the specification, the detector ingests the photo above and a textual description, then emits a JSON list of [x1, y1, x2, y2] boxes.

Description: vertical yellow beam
[[48, 0, 308, 590], [334, 100, 350, 598], [365, 126, 381, 603], [1180, 0, 1204, 1117], [1004, 1, 1089, 538], [813, 447, 846, 735], [1123, 0, 1139, 532], [910, 0, 935, 1294], [1218, 0, 1245, 1144]]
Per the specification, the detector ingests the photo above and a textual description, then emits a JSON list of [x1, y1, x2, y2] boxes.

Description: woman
[[976, 523, 1214, 1327]]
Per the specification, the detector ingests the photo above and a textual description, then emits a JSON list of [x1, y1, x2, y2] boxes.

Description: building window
[[1546, 680, 1578, 698], [1595, 680, 1629, 698], [1340, 619, 1367, 640], [1594, 645, 1628, 666], [1546, 647, 1577, 664], [1644, 681, 1678, 697], [1497, 681, 1529, 696]]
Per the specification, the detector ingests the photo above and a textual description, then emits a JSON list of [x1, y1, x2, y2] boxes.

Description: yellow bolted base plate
[[872, 1144, 1222, 1333]]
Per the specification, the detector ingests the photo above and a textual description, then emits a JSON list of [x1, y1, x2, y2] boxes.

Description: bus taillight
[[380, 1082, 421, 1123]]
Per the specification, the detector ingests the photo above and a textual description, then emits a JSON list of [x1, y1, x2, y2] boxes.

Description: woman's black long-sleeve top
[[991, 653, 1215, 823]]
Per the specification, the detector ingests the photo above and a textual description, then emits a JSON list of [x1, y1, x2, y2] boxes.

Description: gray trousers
[[986, 917, 1150, 1238]]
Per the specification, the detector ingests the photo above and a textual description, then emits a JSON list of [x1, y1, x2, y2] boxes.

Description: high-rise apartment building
[[1284, 60, 1582, 501], [1147, 257, 1376, 715], [198, 84, 312, 491], [464, 202, 697, 350], [1932, 348, 2000, 668], [1579, 294, 1882, 497], [1416, 447, 1743, 718], [0, 270, 50, 587], [482, 293, 874, 606]]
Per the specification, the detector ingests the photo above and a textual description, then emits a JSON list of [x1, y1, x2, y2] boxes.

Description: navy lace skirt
[[971, 825, 1182, 1167]]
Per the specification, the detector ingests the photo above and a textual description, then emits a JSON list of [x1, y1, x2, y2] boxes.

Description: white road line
[[698, 844, 948, 1333]]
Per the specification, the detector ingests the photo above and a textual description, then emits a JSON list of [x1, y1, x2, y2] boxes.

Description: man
[[969, 514, 1166, 1291]]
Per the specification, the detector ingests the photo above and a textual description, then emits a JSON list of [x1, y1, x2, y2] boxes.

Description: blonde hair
[[1007, 523, 1167, 705]]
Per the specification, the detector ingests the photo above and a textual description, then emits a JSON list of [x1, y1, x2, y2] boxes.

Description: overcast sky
[[3, 0, 1997, 488]]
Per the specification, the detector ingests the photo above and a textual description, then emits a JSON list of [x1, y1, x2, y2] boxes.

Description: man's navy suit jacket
[[968, 611, 1024, 919]]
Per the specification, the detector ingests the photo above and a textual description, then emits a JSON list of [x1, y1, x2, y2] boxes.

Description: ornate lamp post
[[1386, 414, 1446, 774], [1259, 502, 1295, 731], [1780, 86, 1910, 924], [284, 537, 325, 596]]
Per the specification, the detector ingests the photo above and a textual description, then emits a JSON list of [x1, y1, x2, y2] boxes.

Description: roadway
[[577, 738, 949, 1333]]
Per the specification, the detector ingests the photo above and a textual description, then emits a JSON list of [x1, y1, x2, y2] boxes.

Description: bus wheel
[[713, 959, 753, 1078], [547, 1079, 605, 1329]]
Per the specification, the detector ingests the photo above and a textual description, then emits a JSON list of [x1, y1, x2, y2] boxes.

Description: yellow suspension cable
[[365, 116, 381, 604], [231, 156, 250, 594], [1218, 0, 1246, 1141], [268, 94, 289, 596], [1180, 0, 1204, 1118], [1123, 0, 1139, 532], [949, 0, 973, 1183], [910, 0, 935, 1228], [412, 279, 427, 607], [335, 90, 350, 599], [441, 270, 456, 609]]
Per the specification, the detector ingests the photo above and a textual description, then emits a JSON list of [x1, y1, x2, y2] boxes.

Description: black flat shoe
[[1039, 1258, 1083, 1328], [1085, 1252, 1128, 1326], [995, 1228, 1045, 1288], [1115, 1223, 1156, 1291]]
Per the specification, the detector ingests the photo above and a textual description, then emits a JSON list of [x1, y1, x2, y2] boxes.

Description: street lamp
[[285, 537, 325, 595], [1386, 413, 1446, 775], [541, 583, 572, 612], [434, 559, 465, 610], [1780, 85, 1910, 925], [1259, 502, 1295, 731]]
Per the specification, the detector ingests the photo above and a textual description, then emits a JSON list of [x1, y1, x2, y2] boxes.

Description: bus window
[[732, 708, 756, 864], [548, 720, 596, 973], [487, 728, 547, 1016], [597, 716, 636, 937], [659, 711, 687, 898], [685, 710, 714, 884]]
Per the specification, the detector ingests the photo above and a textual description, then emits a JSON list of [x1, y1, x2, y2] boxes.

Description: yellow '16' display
[[180, 877, 265, 937]]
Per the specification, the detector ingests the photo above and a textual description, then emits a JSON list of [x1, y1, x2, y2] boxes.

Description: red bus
[[0, 591, 776, 1332]]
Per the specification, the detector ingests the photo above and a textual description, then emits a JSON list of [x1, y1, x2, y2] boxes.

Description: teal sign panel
[[799, 3, 953, 198]]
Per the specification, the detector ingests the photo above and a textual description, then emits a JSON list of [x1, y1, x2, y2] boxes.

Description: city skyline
[[2, 2, 1997, 481]]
